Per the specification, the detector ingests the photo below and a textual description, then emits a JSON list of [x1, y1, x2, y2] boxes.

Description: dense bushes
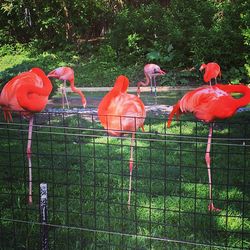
[[0, 0, 249, 83], [107, 0, 250, 82]]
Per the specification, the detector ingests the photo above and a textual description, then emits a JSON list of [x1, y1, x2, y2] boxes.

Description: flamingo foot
[[154, 89, 157, 97], [127, 161, 133, 210], [208, 202, 221, 212]]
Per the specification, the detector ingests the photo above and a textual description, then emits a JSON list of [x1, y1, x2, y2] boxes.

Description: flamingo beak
[[82, 98, 87, 108], [199, 65, 205, 71], [160, 69, 166, 75], [47, 70, 58, 78]]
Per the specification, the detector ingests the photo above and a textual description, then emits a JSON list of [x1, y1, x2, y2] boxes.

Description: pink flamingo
[[0, 68, 52, 204], [167, 83, 250, 211], [137, 64, 166, 97], [199, 62, 221, 86], [47, 66, 86, 108], [98, 75, 146, 208]]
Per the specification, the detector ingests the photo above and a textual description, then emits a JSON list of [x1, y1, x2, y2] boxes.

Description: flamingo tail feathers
[[167, 101, 181, 128]]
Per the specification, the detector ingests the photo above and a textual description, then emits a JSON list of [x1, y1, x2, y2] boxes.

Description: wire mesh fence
[[0, 109, 249, 249]]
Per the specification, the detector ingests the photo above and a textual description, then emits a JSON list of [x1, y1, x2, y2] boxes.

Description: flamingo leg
[[128, 133, 135, 209], [205, 124, 221, 212], [63, 80, 70, 109], [150, 76, 153, 94], [27, 116, 34, 205], [61, 85, 65, 109], [3, 111, 7, 122], [3, 110, 13, 123], [153, 76, 157, 96], [62, 80, 70, 109]]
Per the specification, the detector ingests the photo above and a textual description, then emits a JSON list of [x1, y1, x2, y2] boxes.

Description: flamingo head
[[154, 67, 166, 75], [66, 78, 86, 108], [47, 68, 61, 79], [47, 67, 74, 82], [81, 96, 87, 108], [199, 64, 206, 71]]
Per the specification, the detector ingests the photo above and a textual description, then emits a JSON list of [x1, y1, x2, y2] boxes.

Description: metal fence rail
[[0, 110, 249, 249]]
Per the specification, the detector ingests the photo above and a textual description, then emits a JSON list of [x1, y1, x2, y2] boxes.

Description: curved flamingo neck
[[17, 69, 52, 112], [112, 76, 129, 95], [217, 84, 250, 108], [69, 79, 86, 106], [137, 74, 150, 87], [98, 75, 129, 118]]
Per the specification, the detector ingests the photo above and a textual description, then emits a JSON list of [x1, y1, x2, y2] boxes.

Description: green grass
[[0, 45, 145, 91], [0, 44, 201, 96], [0, 111, 250, 249]]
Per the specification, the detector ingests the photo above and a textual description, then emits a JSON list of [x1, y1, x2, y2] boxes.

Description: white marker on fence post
[[40, 183, 48, 250]]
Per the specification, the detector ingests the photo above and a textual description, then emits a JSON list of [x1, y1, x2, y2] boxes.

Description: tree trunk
[[61, 0, 72, 41]]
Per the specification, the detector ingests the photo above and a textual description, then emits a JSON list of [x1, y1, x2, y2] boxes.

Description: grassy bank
[[0, 44, 201, 95], [0, 111, 249, 249]]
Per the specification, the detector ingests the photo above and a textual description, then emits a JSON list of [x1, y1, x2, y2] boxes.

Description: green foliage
[[146, 44, 175, 64], [108, 3, 167, 64], [222, 66, 249, 84], [0, 0, 118, 48], [162, 69, 199, 86], [162, 0, 216, 65], [0, 1, 250, 85], [0, 44, 144, 92], [0, 43, 27, 57], [106, 0, 249, 82]]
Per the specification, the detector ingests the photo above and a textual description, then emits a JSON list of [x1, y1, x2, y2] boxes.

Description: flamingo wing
[[98, 75, 146, 136], [168, 84, 250, 127], [99, 94, 145, 135], [0, 69, 52, 114]]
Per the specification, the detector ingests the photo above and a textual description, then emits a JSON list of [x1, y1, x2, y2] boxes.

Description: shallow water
[[48, 89, 188, 109], [46, 89, 250, 116]]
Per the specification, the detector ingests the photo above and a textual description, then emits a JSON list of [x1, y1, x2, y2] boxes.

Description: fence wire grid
[[0, 109, 249, 250]]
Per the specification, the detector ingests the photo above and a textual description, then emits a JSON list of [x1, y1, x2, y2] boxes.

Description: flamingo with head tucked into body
[[137, 64, 166, 97], [47, 66, 86, 108], [199, 62, 221, 87], [167, 83, 250, 211], [98, 75, 146, 208], [0, 68, 53, 204]]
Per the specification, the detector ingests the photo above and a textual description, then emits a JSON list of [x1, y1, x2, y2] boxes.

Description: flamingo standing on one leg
[[47, 66, 87, 108], [137, 64, 166, 97], [167, 83, 250, 211], [199, 62, 221, 87], [0, 68, 52, 204], [98, 75, 146, 208]]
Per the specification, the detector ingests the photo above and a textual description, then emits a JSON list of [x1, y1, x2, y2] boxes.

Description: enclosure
[[0, 108, 249, 249]]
